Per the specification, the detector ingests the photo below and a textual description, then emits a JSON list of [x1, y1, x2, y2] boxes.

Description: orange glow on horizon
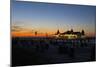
[[86, 32, 96, 37], [11, 32, 53, 37], [12, 31, 95, 37]]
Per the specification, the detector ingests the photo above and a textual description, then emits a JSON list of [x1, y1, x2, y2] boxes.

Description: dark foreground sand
[[12, 37, 96, 66]]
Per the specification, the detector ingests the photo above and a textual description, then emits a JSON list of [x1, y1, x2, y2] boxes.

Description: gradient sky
[[11, 1, 96, 37]]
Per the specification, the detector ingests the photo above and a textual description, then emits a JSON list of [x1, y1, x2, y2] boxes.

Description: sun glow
[[12, 31, 53, 37]]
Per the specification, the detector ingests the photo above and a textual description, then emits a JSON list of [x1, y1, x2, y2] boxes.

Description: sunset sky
[[11, 1, 96, 37]]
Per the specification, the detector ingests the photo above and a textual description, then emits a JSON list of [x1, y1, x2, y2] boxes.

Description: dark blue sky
[[11, 1, 96, 36]]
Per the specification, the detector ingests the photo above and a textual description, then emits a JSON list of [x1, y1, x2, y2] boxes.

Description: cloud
[[11, 25, 36, 33], [11, 26, 23, 32]]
